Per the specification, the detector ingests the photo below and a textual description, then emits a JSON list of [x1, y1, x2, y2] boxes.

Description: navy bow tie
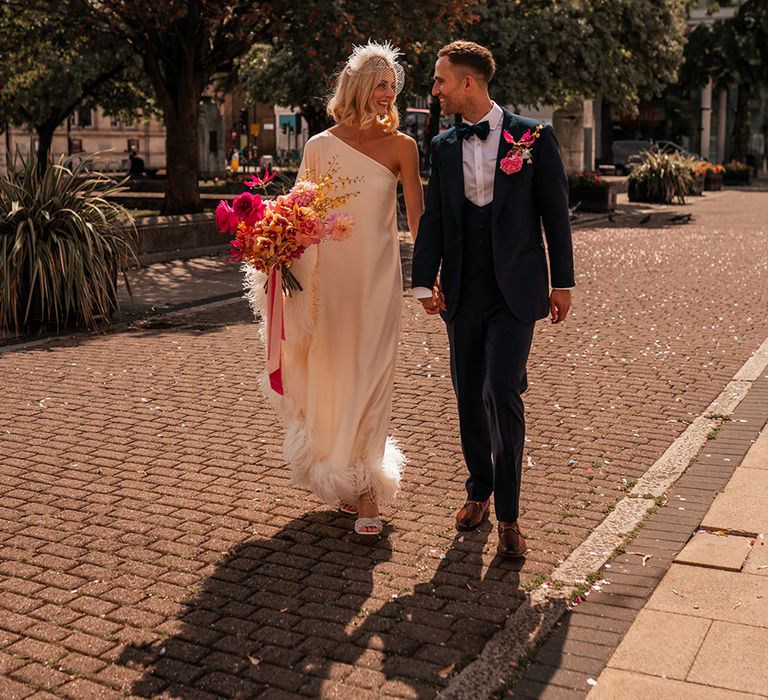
[[455, 120, 491, 141]]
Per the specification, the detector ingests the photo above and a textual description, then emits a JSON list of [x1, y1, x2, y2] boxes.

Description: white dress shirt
[[413, 102, 571, 299], [462, 101, 504, 207]]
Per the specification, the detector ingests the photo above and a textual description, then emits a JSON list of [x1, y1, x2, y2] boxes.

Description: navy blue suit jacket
[[412, 109, 575, 323]]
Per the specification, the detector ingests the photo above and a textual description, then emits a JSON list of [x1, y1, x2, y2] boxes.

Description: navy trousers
[[445, 200, 535, 523]]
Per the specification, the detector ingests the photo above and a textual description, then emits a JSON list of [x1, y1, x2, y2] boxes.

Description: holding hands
[[419, 285, 446, 315]]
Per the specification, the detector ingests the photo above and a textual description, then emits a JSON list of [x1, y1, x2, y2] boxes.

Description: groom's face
[[432, 56, 464, 116]]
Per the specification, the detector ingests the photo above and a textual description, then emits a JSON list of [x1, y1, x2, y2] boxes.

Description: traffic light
[[239, 108, 248, 133]]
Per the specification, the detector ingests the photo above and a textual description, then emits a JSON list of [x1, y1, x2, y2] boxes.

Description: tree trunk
[[35, 124, 56, 178], [4, 122, 10, 168], [731, 82, 751, 164], [162, 77, 202, 214], [600, 99, 614, 166]]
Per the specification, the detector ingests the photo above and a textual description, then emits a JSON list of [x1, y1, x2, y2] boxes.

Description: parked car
[[657, 140, 702, 161], [612, 140, 652, 174], [402, 107, 454, 173]]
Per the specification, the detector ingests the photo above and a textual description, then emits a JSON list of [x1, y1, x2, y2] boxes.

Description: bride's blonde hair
[[327, 41, 405, 133]]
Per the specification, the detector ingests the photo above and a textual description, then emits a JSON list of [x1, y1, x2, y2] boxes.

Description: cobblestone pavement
[[1, 188, 767, 699]]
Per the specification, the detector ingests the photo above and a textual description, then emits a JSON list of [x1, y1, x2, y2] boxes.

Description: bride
[[246, 41, 423, 538]]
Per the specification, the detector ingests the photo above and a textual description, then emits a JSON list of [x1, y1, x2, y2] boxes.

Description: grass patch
[[557, 506, 579, 519], [523, 572, 551, 591], [620, 478, 637, 492], [570, 571, 602, 602], [706, 413, 731, 422]]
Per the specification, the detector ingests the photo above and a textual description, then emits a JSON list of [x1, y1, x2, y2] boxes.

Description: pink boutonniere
[[499, 124, 544, 175]]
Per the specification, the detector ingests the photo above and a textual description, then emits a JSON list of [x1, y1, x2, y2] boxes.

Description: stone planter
[[568, 183, 618, 213], [688, 172, 705, 196], [723, 169, 752, 186], [133, 212, 226, 262], [627, 179, 667, 204], [704, 172, 723, 191]]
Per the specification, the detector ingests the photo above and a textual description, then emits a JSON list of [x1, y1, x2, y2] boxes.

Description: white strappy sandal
[[354, 517, 384, 538], [338, 502, 358, 516]]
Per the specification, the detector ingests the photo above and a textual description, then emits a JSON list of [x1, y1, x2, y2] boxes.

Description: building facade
[[1, 103, 227, 178]]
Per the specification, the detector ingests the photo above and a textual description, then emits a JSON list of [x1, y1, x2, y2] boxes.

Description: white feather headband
[[344, 40, 405, 95]]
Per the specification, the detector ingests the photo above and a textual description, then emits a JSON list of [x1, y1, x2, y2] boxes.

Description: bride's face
[[371, 69, 397, 116]]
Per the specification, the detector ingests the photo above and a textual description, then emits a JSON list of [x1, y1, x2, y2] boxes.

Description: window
[[209, 130, 218, 153], [112, 114, 136, 129], [74, 107, 92, 128]]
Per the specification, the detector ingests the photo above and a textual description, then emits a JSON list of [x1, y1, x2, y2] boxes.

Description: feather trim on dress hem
[[242, 262, 404, 506]]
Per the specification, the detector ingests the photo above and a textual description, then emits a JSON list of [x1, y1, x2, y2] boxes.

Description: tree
[[0, 0, 151, 176], [81, 0, 287, 214], [237, 0, 476, 138], [682, 0, 768, 162], [463, 0, 691, 163]]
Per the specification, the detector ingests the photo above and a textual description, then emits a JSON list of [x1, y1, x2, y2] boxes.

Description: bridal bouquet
[[215, 164, 356, 295], [215, 163, 357, 395]]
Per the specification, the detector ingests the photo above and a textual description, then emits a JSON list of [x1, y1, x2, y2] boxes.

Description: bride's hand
[[420, 286, 445, 315]]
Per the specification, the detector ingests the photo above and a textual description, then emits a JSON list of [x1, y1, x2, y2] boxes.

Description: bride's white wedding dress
[[245, 131, 404, 507]]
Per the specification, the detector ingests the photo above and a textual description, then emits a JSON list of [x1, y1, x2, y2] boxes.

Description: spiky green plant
[[627, 150, 694, 205], [0, 151, 137, 334]]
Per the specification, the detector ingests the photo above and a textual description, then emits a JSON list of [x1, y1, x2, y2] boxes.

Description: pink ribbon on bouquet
[[266, 268, 285, 394]]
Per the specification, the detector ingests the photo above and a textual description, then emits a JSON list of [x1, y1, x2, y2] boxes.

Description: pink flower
[[504, 125, 542, 148], [325, 212, 354, 241], [215, 200, 239, 233], [231, 191, 266, 227], [500, 152, 523, 175], [244, 195, 266, 226], [244, 165, 277, 188], [287, 180, 319, 207], [295, 218, 324, 248], [233, 192, 257, 220], [228, 238, 244, 263]]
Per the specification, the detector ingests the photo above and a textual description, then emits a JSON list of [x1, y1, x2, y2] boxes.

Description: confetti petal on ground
[[437, 664, 455, 678]]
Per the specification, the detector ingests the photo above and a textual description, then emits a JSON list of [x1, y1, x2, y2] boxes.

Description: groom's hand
[[420, 285, 446, 315], [549, 289, 571, 324]]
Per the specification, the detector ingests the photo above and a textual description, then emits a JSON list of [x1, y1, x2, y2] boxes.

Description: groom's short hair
[[438, 41, 495, 83]]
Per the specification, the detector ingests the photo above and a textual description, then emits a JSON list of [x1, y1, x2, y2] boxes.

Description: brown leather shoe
[[455, 499, 490, 531], [497, 521, 527, 558]]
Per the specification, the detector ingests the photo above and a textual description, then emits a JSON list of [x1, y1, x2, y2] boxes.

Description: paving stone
[[740, 427, 768, 470], [675, 531, 754, 572], [10, 662, 69, 691], [509, 678, 587, 699], [605, 609, 710, 680], [587, 668, 756, 699], [535, 649, 605, 676], [743, 538, 768, 576], [0, 676, 35, 700], [687, 620, 768, 695], [701, 468, 768, 535], [58, 678, 124, 699], [646, 563, 768, 625]]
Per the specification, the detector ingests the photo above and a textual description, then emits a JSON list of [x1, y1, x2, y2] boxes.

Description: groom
[[412, 41, 575, 558]]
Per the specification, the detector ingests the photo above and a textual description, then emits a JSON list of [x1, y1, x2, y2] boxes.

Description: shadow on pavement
[[116, 511, 523, 698]]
